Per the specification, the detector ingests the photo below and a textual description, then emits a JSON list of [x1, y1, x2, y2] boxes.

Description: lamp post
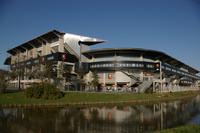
[[17, 51, 21, 90], [155, 61, 163, 93], [160, 61, 163, 93]]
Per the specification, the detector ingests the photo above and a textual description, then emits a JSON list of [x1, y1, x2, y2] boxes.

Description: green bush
[[25, 86, 34, 98], [33, 84, 44, 98], [42, 83, 64, 100], [25, 83, 64, 99]]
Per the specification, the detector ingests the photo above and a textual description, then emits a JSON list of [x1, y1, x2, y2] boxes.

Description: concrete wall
[[115, 71, 131, 83], [85, 71, 132, 85], [88, 56, 154, 63]]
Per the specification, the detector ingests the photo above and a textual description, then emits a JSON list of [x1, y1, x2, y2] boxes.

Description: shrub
[[43, 83, 64, 100], [0, 72, 8, 93], [33, 84, 44, 98], [26, 85, 35, 98], [25, 83, 64, 99], [26, 84, 43, 98]]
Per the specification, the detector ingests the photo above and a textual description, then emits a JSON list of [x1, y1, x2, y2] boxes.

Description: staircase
[[121, 71, 140, 81], [121, 71, 140, 86], [64, 43, 80, 59], [138, 80, 153, 93]]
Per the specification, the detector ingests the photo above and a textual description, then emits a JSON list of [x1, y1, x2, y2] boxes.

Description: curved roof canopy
[[64, 33, 106, 46], [82, 48, 199, 74]]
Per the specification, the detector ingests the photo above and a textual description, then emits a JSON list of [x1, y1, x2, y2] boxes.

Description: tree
[[31, 65, 44, 83], [44, 62, 54, 82], [63, 64, 73, 82], [9, 68, 24, 90], [57, 62, 64, 80], [33, 62, 54, 83], [0, 71, 8, 93], [9, 70, 18, 80], [55, 62, 66, 90], [91, 71, 99, 91], [75, 68, 87, 91]]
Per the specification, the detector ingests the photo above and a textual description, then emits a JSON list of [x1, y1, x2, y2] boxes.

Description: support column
[[59, 37, 65, 53], [42, 42, 46, 56], [103, 73, 106, 86], [16, 51, 21, 90], [57, 36, 65, 90], [140, 71, 144, 81], [114, 71, 117, 91], [57, 61, 64, 91]]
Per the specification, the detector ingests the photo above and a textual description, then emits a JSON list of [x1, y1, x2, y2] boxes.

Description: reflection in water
[[0, 96, 200, 133]]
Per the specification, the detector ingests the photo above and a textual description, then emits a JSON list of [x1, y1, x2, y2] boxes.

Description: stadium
[[82, 48, 200, 92], [4, 30, 200, 92]]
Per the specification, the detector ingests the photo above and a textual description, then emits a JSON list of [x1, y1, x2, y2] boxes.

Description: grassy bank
[[154, 125, 200, 133], [0, 91, 199, 107]]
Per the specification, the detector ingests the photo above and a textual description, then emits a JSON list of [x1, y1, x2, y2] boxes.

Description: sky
[[0, 0, 200, 72]]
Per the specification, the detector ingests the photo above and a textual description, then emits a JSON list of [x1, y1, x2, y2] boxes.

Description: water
[[0, 96, 200, 133]]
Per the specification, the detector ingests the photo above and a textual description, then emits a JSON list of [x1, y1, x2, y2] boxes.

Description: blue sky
[[0, 0, 200, 72]]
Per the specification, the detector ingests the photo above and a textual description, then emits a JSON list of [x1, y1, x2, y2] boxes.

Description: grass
[[154, 125, 200, 133], [0, 91, 199, 107]]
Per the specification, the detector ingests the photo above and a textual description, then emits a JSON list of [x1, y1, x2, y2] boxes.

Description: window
[[147, 64, 154, 68], [34, 60, 39, 64], [132, 63, 136, 67], [27, 61, 31, 65], [109, 64, 113, 67], [139, 64, 144, 67], [47, 56, 54, 61]]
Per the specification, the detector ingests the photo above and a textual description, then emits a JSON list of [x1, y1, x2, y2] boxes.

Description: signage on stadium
[[108, 74, 112, 79]]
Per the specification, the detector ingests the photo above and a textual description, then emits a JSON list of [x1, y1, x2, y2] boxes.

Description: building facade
[[4, 30, 200, 92], [4, 30, 104, 89], [82, 48, 200, 92]]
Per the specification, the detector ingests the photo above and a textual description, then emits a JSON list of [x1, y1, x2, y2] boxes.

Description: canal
[[0, 95, 200, 133]]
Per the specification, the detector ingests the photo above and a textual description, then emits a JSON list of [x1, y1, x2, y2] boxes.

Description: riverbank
[[0, 91, 199, 108], [154, 125, 200, 133]]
